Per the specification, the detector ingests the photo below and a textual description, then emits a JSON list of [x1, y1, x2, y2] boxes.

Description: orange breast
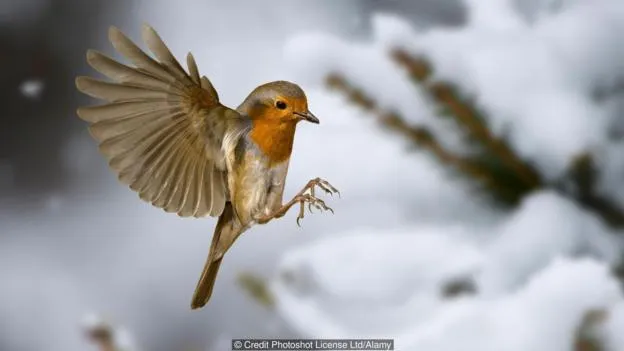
[[249, 120, 297, 165]]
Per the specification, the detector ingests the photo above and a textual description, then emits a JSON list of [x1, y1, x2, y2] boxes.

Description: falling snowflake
[[19, 79, 44, 99]]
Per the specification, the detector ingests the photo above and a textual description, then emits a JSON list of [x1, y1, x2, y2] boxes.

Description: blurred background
[[2, 0, 624, 350]]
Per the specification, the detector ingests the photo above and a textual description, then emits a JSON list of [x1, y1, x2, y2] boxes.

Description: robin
[[75, 24, 339, 309]]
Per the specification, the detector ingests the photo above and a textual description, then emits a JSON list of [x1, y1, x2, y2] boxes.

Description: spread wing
[[76, 24, 248, 218]]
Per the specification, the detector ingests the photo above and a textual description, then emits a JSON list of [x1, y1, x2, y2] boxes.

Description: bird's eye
[[275, 101, 287, 110]]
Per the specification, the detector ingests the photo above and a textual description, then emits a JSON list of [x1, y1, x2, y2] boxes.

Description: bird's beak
[[296, 111, 320, 124]]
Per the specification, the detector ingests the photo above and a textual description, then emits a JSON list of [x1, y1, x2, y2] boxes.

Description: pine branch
[[326, 50, 624, 227], [440, 276, 477, 299], [573, 309, 608, 351], [390, 49, 432, 82], [391, 51, 624, 224], [430, 82, 541, 187], [561, 153, 624, 228], [84, 317, 126, 351], [86, 325, 116, 351], [237, 271, 275, 308], [326, 73, 522, 203], [391, 49, 543, 191]]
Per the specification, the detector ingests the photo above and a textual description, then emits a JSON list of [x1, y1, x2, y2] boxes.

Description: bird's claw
[[293, 178, 339, 226], [295, 193, 334, 226], [306, 177, 340, 198]]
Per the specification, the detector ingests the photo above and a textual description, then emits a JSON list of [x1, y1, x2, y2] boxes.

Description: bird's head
[[239, 81, 319, 125]]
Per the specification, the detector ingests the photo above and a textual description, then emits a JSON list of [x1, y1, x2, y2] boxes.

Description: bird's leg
[[255, 193, 332, 226], [255, 178, 339, 226]]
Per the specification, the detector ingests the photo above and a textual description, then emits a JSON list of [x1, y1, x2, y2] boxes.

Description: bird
[[75, 24, 339, 309]]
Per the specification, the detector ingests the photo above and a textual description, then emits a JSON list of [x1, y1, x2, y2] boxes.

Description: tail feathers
[[190, 256, 223, 309], [190, 202, 239, 309]]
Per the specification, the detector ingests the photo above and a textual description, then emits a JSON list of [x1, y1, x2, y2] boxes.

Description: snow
[[210, 335, 235, 351], [477, 192, 621, 296], [287, 0, 624, 180], [277, 227, 482, 303], [604, 301, 624, 350], [399, 258, 621, 351], [273, 232, 622, 350], [271, 0, 624, 349], [19, 79, 44, 99], [412, 0, 624, 180], [272, 226, 483, 337], [0, 244, 90, 351], [283, 30, 439, 131]]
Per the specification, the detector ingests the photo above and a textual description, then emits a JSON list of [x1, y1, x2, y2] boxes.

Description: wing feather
[[86, 50, 173, 92], [76, 24, 249, 217], [187, 53, 201, 84], [141, 25, 189, 82], [194, 158, 210, 217], [76, 77, 173, 102], [77, 101, 171, 123], [108, 26, 180, 85], [182, 154, 200, 217]]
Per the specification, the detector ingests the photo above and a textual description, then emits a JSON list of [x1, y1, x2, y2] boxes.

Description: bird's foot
[[294, 193, 333, 227], [255, 178, 339, 226]]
